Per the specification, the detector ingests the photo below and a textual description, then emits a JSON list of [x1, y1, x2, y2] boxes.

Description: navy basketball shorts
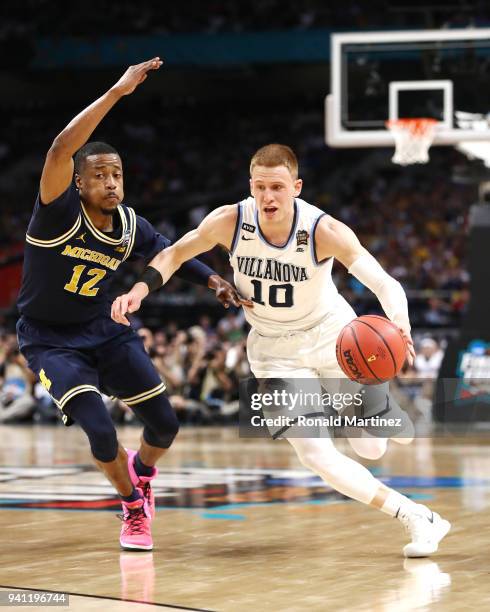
[[16, 315, 165, 420]]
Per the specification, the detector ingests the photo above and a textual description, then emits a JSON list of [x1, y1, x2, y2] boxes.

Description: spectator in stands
[[32, 381, 58, 422], [217, 309, 246, 341], [414, 338, 444, 379], [413, 337, 445, 425], [0, 338, 36, 422], [150, 337, 185, 395], [200, 347, 235, 413], [423, 298, 452, 326]]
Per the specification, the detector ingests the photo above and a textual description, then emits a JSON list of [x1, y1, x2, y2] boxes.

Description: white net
[[386, 118, 438, 166]]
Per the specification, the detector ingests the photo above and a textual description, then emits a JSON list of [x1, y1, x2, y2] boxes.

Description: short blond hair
[[250, 144, 298, 179]]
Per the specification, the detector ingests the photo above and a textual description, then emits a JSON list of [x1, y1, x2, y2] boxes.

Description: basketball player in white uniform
[[112, 144, 450, 557]]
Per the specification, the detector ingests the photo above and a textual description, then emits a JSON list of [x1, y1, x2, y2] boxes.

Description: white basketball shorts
[[247, 300, 356, 379]]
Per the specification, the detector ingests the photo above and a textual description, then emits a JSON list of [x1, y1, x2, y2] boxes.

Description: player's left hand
[[111, 57, 163, 97], [111, 282, 149, 326], [392, 315, 416, 367], [208, 275, 253, 309]]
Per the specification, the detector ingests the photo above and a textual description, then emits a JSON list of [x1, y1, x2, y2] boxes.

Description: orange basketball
[[335, 315, 407, 385]]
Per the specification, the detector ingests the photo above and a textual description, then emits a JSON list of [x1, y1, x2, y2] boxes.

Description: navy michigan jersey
[[17, 182, 168, 324]]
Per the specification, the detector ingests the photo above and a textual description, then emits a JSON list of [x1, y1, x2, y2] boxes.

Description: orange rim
[[386, 118, 438, 134]]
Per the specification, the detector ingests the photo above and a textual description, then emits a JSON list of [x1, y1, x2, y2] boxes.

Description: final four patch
[[115, 227, 132, 252], [296, 230, 309, 246]]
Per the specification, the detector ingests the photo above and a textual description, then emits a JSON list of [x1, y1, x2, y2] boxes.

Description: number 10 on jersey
[[250, 280, 294, 307]]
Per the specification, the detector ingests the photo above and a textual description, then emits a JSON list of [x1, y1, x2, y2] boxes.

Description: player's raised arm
[[111, 205, 252, 325], [315, 215, 415, 365], [39, 58, 163, 205]]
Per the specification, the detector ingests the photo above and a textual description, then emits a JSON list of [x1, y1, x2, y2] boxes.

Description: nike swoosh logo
[[428, 511, 434, 524], [241, 236, 254, 241]]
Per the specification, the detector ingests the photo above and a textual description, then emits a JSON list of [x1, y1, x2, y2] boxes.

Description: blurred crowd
[[0, 2, 484, 429], [0, 315, 251, 425], [0, 320, 445, 426], [0, 94, 475, 327], [332, 168, 471, 326]]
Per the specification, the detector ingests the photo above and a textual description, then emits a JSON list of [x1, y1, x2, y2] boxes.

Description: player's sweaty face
[[77, 154, 124, 214], [250, 165, 302, 222]]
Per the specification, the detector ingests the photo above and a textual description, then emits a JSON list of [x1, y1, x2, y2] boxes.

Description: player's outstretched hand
[[208, 275, 254, 309], [403, 333, 416, 367], [111, 58, 163, 97], [393, 315, 416, 367], [111, 283, 150, 326]]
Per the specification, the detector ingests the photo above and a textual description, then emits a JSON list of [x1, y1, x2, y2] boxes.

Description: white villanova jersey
[[229, 197, 346, 336]]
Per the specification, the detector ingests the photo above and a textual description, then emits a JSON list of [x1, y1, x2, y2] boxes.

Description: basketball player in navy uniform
[[113, 144, 451, 557], [16, 58, 248, 552]]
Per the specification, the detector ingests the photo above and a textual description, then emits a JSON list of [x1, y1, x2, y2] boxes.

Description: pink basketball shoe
[[119, 492, 153, 551], [126, 448, 158, 520]]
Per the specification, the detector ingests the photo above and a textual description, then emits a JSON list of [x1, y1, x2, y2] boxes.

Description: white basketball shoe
[[398, 504, 451, 558]]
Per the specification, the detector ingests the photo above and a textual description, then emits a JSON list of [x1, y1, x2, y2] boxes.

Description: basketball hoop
[[386, 118, 438, 166]]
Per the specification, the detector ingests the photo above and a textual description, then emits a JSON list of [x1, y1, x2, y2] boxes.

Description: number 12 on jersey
[[64, 265, 106, 297], [250, 279, 294, 307]]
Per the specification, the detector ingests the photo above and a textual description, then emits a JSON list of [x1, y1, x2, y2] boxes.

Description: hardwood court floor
[[0, 424, 489, 611]]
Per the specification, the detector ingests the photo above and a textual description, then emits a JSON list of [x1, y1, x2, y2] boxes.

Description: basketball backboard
[[326, 28, 490, 149]]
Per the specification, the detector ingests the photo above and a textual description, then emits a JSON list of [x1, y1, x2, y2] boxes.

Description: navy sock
[[134, 453, 154, 477], [120, 487, 141, 503]]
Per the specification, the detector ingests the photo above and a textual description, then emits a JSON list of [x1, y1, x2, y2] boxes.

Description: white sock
[[381, 490, 419, 518]]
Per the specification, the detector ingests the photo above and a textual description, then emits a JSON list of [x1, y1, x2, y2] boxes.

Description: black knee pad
[[64, 392, 119, 462], [131, 393, 179, 449]]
